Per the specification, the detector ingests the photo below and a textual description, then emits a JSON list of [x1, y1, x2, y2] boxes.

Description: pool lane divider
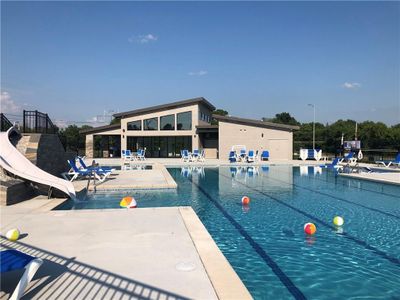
[[267, 168, 400, 220], [187, 177, 307, 300], [213, 170, 400, 267]]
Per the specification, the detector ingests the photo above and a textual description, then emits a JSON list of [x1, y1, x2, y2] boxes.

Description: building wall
[[120, 104, 212, 152], [218, 121, 293, 160]]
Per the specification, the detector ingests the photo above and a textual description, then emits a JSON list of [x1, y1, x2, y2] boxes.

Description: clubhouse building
[[81, 97, 299, 160]]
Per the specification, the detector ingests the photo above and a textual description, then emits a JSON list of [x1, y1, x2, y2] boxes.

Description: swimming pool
[[57, 166, 400, 299]]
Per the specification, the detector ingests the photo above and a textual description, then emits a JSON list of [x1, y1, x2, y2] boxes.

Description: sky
[[1, 1, 399, 127]]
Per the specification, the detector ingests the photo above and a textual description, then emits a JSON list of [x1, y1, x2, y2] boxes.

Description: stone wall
[[85, 134, 94, 158]]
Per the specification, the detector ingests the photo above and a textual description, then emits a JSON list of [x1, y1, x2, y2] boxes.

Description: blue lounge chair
[[181, 150, 192, 162], [339, 152, 354, 163], [66, 160, 110, 182], [137, 149, 146, 161], [247, 150, 255, 163], [1, 249, 43, 300], [376, 153, 400, 168], [192, 149, 200, 161], [320, 157, 341, 169], [261, 151, 269, 161], [121, 150, 126, 158], [77, 157, 113, 172], [229, 151, 237, 163]]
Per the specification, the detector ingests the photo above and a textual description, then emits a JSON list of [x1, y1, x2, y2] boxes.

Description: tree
[[110, 118, 121, 125], [211, 108, 229, 125], [59, 125, 92, 155], [270, 112, 300, 126]]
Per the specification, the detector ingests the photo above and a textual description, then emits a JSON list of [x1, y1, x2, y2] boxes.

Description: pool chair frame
[[181, 150, 193, 162], [1, 250, 43, 300], [64, 160, 111, 182], [375, 153, 400, 168], [247, 150, 256, 163]]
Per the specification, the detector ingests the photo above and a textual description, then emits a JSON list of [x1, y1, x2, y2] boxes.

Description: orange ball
[[241, 196, 250, 205], [304, 223, 317, 235]]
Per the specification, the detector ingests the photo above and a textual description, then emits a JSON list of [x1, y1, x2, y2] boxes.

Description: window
[[127, 120, 141, 131], [144, 117, 158, 130], [160, 114, 175, 130], [177, 111, 192, 130]]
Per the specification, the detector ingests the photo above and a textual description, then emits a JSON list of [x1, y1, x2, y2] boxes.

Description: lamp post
[[308, 104, 315, 149]]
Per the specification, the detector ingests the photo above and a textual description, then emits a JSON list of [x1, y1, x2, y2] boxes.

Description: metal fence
[[0, 113, 13, 131], [23, 110, 57, 134]]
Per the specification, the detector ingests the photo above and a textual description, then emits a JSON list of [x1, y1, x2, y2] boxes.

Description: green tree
[[59, 125, 92, 155], [270, 112, 300, 126], [110, 118, 121, 125], [211, 108, 229, 125]]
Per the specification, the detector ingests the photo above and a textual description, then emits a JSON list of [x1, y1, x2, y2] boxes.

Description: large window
[[160, 114, 175, 130], [144, 117, 158, 130], [177, 111, 192, 130], [127, 120, 141, 130], [126, 136, 191, 158]]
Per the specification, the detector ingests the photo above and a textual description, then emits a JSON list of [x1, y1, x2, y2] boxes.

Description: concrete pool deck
[[340, 171, 400, 185], [0, 200, 251, 300]]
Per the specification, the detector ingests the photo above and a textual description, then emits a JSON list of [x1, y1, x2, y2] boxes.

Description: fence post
[[46, 113, 49, 133], [22, 110, 25, 132]]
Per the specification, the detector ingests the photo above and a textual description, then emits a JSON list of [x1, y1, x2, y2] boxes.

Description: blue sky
[[1, 1, 399, 126]]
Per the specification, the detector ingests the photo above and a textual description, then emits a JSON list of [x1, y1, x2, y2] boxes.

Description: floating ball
[[6, 228, 20, 241], [120, 196, 137, 208], [241, 196, 250, 205], [333, 216, 344, 227], [304, 223, 317, 235]]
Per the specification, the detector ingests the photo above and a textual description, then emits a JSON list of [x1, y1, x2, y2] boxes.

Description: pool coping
[[179, 206, 252, 300], [339, 172, 400, 185]]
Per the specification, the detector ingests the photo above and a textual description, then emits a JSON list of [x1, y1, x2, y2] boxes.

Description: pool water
[[56, 166, 400, 299]]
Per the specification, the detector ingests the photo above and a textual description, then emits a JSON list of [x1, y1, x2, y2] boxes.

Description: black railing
[[0, 113, 13, 132], [23, 110, 57, 134]]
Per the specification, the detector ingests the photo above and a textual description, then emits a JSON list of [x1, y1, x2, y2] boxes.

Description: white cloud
[[342, 82, 361, 89], [128, 34, 158, 44], [0, 91, 21, 114], [188, 70, 208, 76]]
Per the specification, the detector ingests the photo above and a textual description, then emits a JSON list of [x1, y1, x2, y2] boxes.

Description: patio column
[[85, 134, 94, 158]]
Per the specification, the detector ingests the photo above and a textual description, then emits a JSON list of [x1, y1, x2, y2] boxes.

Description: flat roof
[[213, 114, 300, 131], [113, 97, 216, 119], [80, 123, 120, 135]]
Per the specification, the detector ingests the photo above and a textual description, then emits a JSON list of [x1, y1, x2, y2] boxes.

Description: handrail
[[0, 113, 13, 132], [22, 110, 57, 134]]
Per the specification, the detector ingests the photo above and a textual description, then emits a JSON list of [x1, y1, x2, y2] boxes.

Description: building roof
[[80, 123, 121, 135], [212, 114, 300, 131], [113, 97, 216, 119]]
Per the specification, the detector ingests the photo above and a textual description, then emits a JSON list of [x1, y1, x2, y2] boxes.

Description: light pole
[[308, 104, 315, 149]]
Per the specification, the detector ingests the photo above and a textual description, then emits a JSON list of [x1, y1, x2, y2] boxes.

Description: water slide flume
[[0, 127, 76, 199]]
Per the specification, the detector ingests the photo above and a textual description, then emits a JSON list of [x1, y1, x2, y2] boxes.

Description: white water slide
[[0, 127, 76, 199]]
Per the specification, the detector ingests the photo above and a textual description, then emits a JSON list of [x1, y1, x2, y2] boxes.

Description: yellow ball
[[6, 228, 20, 241], [333, 216, 344, 227]]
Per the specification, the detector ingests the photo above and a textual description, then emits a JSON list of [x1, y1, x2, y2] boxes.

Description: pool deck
[[0, 199, 251, 300], [340, 171, 400, 185], [72, 162, 177, 192]]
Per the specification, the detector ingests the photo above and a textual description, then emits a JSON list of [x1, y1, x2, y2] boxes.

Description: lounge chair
[[124, 150, 134, 161], [66, 160, 110, 182], [260, 151, 269, 161], [229, 151, 237, 163], [199, 149, 205, 162], [121, 150, 126, 159], [1, 249, 43, 300], [339, 152, 355, 164], [239, 149, 247, 161], [137, 149, 146, 161], [77, 157, 114, 172], [320, 157, 341, 169], [247, 150, 256, 163], [376, 153, 400, 168], [192, 149, 200, 161], [181, 150, 192, 162]]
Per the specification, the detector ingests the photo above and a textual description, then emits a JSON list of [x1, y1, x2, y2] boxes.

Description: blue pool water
[[56, 166, 400, 299]]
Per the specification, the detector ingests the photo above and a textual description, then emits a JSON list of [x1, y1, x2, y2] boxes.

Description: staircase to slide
[[0, 127, 76, 200]]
